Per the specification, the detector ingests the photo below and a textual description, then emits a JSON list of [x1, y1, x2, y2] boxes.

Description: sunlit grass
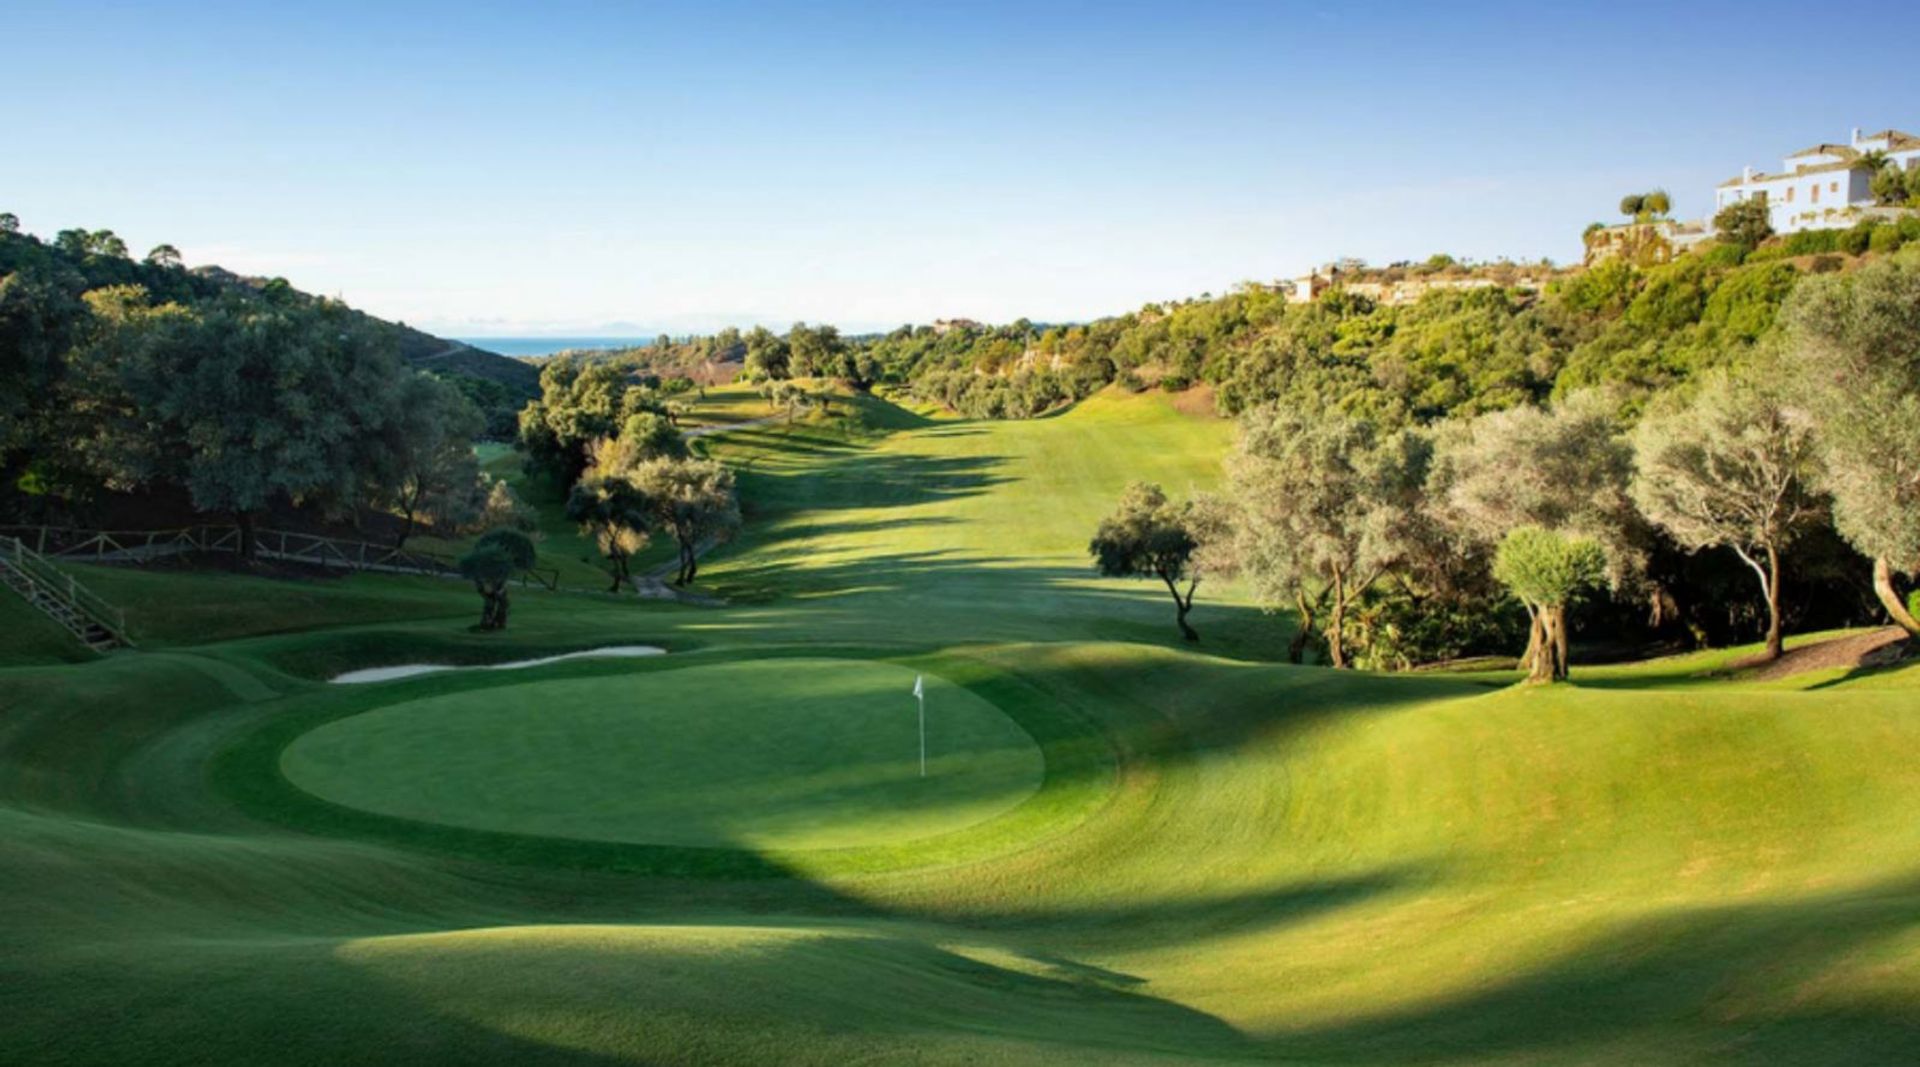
[[5, 386, 1920, 1064]]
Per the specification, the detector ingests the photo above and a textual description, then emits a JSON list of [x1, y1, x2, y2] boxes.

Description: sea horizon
[[457, 336, 652, 358]]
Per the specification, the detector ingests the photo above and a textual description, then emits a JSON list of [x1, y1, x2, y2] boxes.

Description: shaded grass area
[[0, 590, 96, 667], [5, 389, 1920, 1064]]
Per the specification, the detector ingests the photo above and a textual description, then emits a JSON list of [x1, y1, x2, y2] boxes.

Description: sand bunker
[[330, 646, 665, 684]]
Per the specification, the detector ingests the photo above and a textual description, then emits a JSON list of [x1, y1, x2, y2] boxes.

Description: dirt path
[[1742, 627, 1910, 681]]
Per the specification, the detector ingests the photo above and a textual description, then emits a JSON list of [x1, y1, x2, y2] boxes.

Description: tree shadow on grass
[[18, 638, 1920, 1064], [1250, 871, 1920, 1066]]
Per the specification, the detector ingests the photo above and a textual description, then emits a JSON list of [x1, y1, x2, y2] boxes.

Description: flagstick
[[918, 688, 926, 778]]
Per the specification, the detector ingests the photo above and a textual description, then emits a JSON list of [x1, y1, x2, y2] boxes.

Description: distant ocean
[[458, 337, 650, 358]]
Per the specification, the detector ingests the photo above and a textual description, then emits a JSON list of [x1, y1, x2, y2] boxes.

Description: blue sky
[[5, 1, 1916, 335]]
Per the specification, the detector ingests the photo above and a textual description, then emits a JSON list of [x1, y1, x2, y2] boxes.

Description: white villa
[[1715, 127, 1920, 233]]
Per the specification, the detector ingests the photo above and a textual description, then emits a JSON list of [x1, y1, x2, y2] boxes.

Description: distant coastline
[[456, 337, 651, 358]]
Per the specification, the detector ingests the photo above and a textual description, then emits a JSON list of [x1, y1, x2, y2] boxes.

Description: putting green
[[280, 658, 1045, 850]]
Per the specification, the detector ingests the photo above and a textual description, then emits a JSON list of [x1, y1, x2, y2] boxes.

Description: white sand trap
[[330, 646, 665, 684]]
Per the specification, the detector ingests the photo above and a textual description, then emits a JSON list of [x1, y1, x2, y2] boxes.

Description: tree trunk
[[1525, 603, 1572, 683], [394, 483, 422, 552], [1734, 544, 1785, 661], [607, 554, 628, 594], [1547, 603, 1571, 681], [1763, 545, 1784, 660], [1327, 580, 1349, 669], [676, 538, 698, 586], [1873, 557, 1920, 638], [234, 510, 257, 560], [473, 581, 493, 629], [1157, 573, 1200, 642], [1520, 604, 1551, 683], [1289, 591, 1316, 664], [477, 582, 509, 630]]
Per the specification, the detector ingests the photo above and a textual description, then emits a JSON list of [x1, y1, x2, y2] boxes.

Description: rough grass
[[4, 388, 1920, 1065]]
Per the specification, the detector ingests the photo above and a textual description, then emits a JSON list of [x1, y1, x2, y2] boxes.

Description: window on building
[[1830, 181, 1839, 193], [1811, 184, 1820, 204], [1786, 186, 1795, 202]]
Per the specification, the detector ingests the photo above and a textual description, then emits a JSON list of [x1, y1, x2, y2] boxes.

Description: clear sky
[[6, 1, 1916, 335]]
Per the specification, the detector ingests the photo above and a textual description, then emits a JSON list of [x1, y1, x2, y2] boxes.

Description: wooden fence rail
[[0, 525, 559, 591]]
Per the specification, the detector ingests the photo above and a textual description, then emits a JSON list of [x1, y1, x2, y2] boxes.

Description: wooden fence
[[0, 525, 558, 590]]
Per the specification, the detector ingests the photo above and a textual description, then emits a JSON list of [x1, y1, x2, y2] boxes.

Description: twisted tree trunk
[[1289, 590, 1319, 664], [1326, 566, 1350, 669], [1733, 543, 1786, 660], [1873, 557, 1920, 638], [1521, 603, 1570, 684], [1159, 572, 1199, 642]]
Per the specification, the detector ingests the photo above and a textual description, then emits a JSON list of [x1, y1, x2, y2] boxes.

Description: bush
[[1870, 223, 1905, 255], [1780, 229, 1842, 257], [1840, 222, 1876, 256], [1808, 254, 1844, 274], [1899, 215, 1920, 243], [1698, 241, 1748, 269]]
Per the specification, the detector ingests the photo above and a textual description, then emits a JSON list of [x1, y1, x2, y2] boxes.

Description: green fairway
[[281, 659, 1045, 850], [5, 388, 1920, 1065]]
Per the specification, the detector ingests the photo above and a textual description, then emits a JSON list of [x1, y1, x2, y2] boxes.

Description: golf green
[[280, 658, 1045, 850]]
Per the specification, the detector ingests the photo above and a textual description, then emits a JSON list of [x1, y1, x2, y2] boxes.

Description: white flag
[[912, 674, 924, 699]]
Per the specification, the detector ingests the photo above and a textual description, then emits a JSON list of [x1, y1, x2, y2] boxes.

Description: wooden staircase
[[0, 536, 132, 653]]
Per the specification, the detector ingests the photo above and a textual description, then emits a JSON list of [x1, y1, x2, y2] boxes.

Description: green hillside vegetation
[[1, 218, 536, 551], [6, 379, 1920, 1063]]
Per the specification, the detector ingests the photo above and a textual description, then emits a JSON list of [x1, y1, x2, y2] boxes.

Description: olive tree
[[93, 291, 403, 557], [1432, 391, 1641, 675], [620, 410, 687, 460], [1089, 482, 1210, 642], [1713, 198, 1773, 250], [1493, 527, 1607, 683], [1222, 408, 1427, 666], [565, 438, 654, 592], [1630, 372, 1823, 659], [458, 529, 536, 631], [1778, 252, 1920, 636], [630, 457, 741, 586], [369, 374, 485, 551]]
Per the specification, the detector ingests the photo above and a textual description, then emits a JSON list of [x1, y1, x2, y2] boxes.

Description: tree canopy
[[1089, 482, 1210, 642]]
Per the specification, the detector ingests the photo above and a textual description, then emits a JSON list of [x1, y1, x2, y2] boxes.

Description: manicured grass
[[5, 387, 1920, 1065], [281, 658, 1044, 850]]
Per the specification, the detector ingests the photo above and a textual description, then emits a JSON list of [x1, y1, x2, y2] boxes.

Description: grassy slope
[[3, 388, 1920, 1065]]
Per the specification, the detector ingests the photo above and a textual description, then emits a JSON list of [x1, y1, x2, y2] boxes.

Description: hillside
[[5, 390, 1920, 1065], [0, 225, 538, 398]]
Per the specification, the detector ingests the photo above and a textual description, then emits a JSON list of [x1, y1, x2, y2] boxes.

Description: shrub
[[1840, 222, 1875, 256], [1869, 224, 1905, 255], [1781, 229, 1842, 257], [1698, 241, 1748, 269], [1808, 254, 1844, 274]]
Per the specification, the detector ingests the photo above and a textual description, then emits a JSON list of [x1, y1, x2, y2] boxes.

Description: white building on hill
[[1715, 127, 1920, 233]]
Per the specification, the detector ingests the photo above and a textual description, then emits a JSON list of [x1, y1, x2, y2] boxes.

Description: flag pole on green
[[913, 674, 926, 777]]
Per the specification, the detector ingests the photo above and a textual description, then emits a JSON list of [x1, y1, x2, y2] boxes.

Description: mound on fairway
[[281, 658, 1044, 851]]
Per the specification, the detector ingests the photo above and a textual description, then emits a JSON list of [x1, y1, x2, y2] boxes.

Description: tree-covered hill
[[0, 216, 531, 543], [0, 218, 538, 400]]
